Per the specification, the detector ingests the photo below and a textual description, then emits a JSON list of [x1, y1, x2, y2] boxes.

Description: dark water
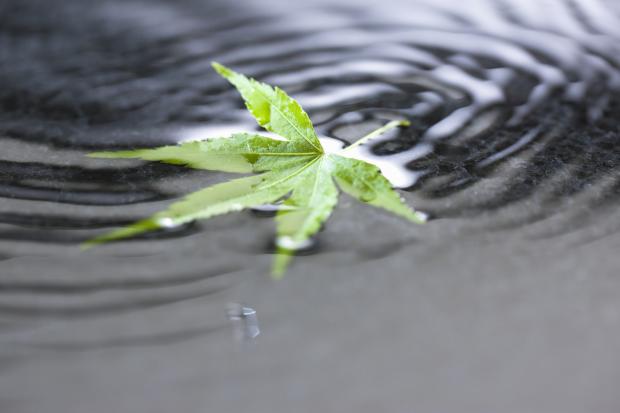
[[2, 0, 620, 412]]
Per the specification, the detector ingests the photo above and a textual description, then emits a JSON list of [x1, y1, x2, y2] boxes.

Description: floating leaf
[[86, 63, 426, 276]]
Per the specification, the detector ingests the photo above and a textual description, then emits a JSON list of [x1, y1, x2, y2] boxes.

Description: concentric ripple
[[1, 0, 620, 343]]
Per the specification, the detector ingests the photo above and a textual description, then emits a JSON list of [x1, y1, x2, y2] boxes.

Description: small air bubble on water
[[276, 236, 315, 251], [157, 217, 176, 228], [227, 303, 260, 341], [416, 211, 430, 222]]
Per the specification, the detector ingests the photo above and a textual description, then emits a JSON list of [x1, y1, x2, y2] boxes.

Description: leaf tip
[[80, 240, 98, 251], [271, 251, 292, 279], [87, 150, 137, 159], [271, 237, 304, 278], [211, 61, 231, 78], [86, 151, 110, 158], [410, 210, 429, 224]]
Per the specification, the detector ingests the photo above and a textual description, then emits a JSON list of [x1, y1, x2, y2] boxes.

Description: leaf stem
[[342, 120, 410, 153]]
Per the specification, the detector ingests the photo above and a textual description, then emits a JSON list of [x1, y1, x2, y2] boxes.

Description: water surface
[[2, 0, 620, 412]]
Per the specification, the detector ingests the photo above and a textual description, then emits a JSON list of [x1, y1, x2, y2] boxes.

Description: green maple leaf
[[84, 62, 426, 276]]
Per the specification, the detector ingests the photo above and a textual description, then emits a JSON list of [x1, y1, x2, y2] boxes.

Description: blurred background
[[1, 0, 620, 412]]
